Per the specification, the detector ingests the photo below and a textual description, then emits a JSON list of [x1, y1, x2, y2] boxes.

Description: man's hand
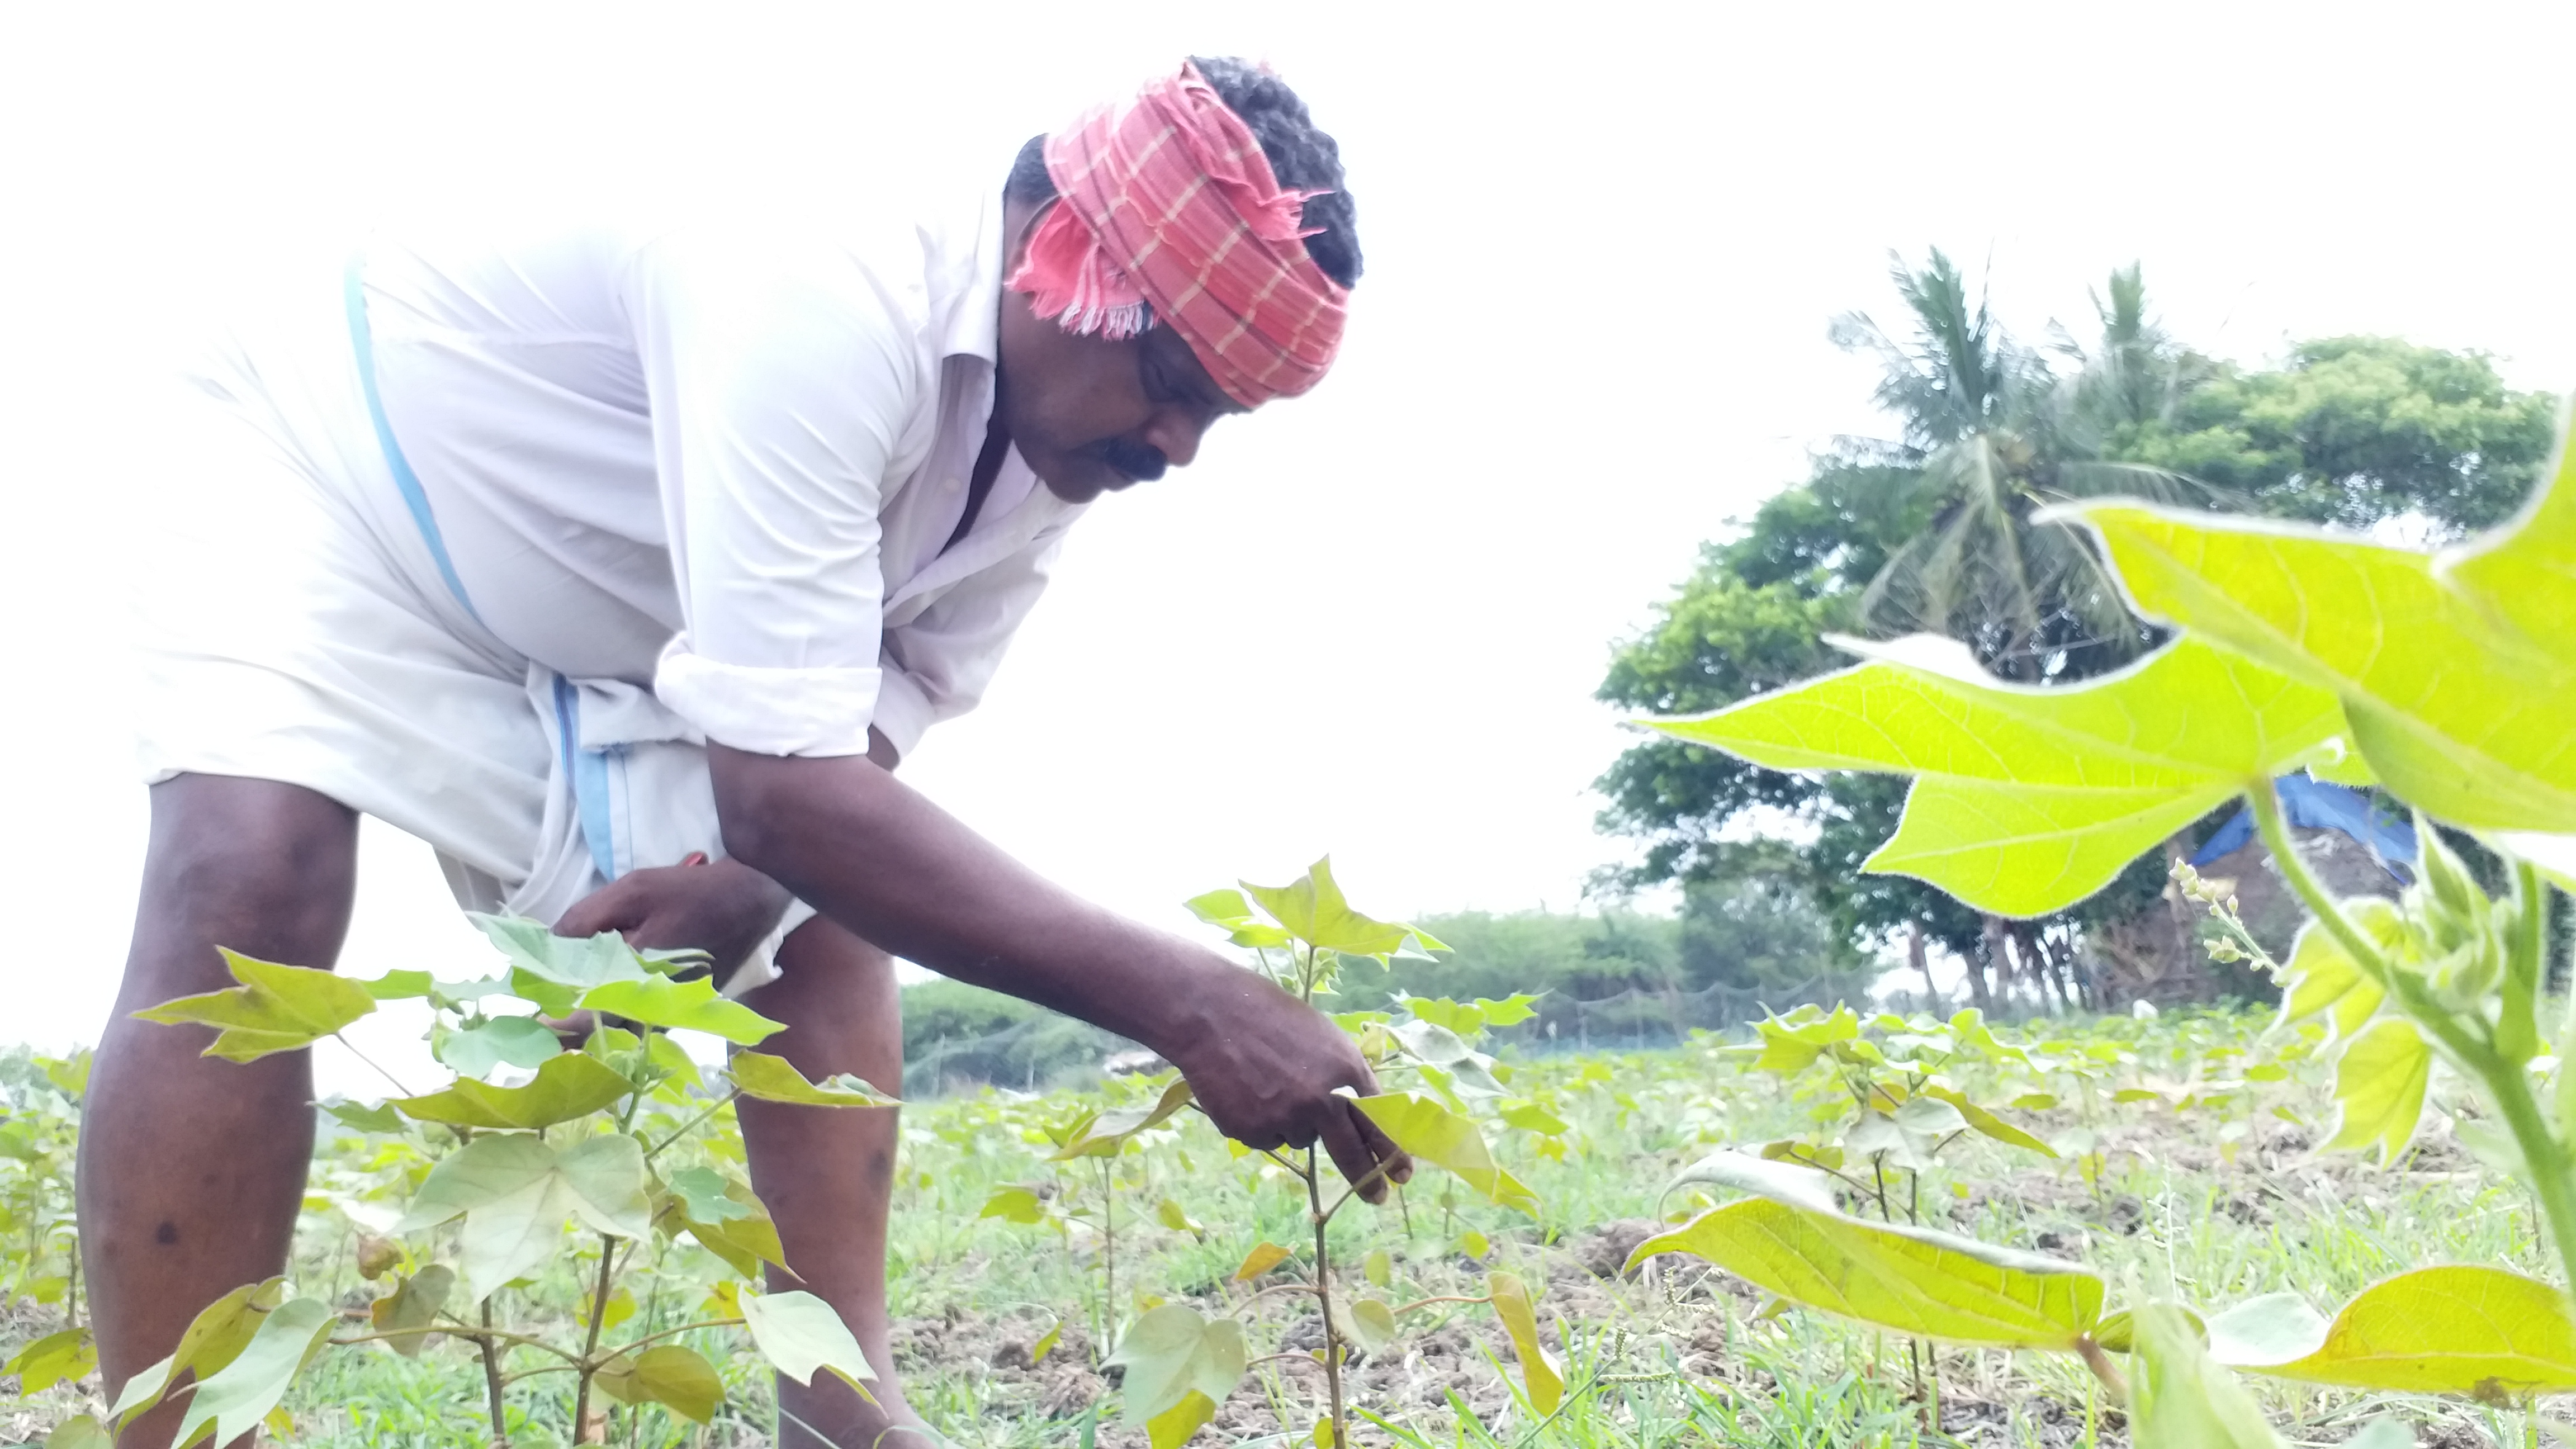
[[1165, 967, 1413, 1204], [552, 856, 793, 984]]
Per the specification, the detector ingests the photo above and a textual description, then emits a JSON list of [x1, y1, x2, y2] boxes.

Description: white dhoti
[[132, 264, 807, 991]]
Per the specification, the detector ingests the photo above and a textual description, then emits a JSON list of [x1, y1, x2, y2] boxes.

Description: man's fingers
[[1317, 1100, 1398, 1205], [1351, 1108, 1413, 1189]]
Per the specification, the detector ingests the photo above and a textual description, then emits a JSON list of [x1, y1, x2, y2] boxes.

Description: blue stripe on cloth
[[550, 674, 621, 882], [344, 259, 482, 621]]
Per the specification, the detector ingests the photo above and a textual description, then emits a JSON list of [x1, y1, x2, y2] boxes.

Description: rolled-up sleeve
[[873, 526, 1074, 761], [627, 225, 925, 756]]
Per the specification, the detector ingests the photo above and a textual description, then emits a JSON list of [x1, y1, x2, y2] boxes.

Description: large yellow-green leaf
[[131, 951, 377, 1063], [5, 1326, 94, 1395], [741, 1290, 877, 1399], [1052, 1079, 1195, 1161], [367, 1266, 454, 1357], [392, 1051, 634, 1130], [2068, 466, 2576, 832], [2276, 902, 2405, 1041], [1104, 1304, 1246, 1426], [2322, 1016, 2431, 1164], [595, 1344, 724, 1423], [1487, 1272, 1564, 1414], [2129, 1302, 2288, 1448], [1627, 1152, 2100, 1349], [108, 1277, 288, 1423], [1348, 1093, 1537, 1215], [728, 1052, 900, 1107], [470, 915, 656, 1015], [433, 1017, 564, 1078], [395, 1133, 650, 1293], [1639, 634, 2347, 916], [576, 977, 783, 1046], [2227, 1266, 2576, 1400], [171, 1296, 333, 1449], [1241, 859, 1447, 960]]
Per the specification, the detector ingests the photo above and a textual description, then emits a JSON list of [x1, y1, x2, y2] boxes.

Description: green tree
[[2115, 335, 2555, 533], [1596, 255, 2548, 1010]]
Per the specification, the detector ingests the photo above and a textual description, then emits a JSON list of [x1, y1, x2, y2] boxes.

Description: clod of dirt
[[2097, 1193, 2147, 1235], [1568, 1218, 1662, 1280], [1039, 1365, 1106, 1417]]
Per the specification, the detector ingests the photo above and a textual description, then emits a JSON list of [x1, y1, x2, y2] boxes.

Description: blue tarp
[[2190, 774, 2417, 878]]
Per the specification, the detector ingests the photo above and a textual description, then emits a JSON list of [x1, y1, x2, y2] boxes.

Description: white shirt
[[358, 187, 1084, 761]]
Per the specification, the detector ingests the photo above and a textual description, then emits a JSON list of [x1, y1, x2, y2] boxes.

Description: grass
[[2, 1006, 2549, 1447]]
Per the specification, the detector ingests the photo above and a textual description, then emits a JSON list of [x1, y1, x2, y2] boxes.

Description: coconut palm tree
[[1833, 252, 2224, 683]]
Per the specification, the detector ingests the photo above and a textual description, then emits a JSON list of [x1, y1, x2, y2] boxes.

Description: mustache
[[1096, 438, 1170, 484]]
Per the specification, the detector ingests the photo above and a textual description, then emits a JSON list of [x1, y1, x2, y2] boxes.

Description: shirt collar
[[926, 185, 1007, 365]]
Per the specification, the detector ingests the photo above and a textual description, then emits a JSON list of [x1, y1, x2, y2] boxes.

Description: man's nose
[[1139, 406, 1208, 470]]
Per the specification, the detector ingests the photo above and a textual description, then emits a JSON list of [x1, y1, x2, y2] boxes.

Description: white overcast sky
[[4, 2, 2573, 1085]]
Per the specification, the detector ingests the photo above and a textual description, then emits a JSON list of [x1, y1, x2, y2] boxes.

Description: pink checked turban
[[1008, 60, 1351, 408]]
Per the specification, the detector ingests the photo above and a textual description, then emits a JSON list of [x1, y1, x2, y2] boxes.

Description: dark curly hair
[[1003, 55, 1361, 289]]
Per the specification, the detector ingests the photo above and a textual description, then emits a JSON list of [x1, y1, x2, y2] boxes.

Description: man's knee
[[127, 775, 359, 989]]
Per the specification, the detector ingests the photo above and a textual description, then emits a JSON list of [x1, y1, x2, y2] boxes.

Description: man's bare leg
[[737, 918, 921, 1447], [78, 775, 359, 1448]]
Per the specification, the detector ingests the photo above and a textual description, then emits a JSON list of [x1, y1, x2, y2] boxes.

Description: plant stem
[[645, 1090, 741, 1160], [480, 1299, 512, 1447], [1304, 1150, 1347, 1445], [2250, 784, 2576, 1286], [572, 1233, 618, 1443], [2072, 1336, 2128, 1400], [332, 1032, 416, 1099], [1098, 1157, 1116, 1347], [608, 1318, 745, 1353]]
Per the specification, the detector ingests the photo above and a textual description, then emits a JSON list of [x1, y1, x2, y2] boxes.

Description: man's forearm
[[709, 745, 1224, 1055]]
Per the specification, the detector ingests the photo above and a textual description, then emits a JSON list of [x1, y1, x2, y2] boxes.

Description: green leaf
[[393, 1050, 635, 1130], [395, 1133, 650, 1293], [434, 1016, 565, 1078], [1104, 1304, 1245, 1426], [367, 1266, 454, 1357], [1332, 1294, 1398, 1352], [1500, 1102, 1570, 1137], [357, 969, 436, 1001], [2276, 902, 2403, 1040], [1347, 1093, 1538, 1215], [1154, 1197, 1205, 1237], [1921, 1085, 2054, 1158], [1183, 888, 1294, 949], [1640, 634, 2349, 916], [1628, 1153, 2102, 1349], [728, 1052, 900, 1107], [740, 1290, 878, 1391], [979, 1186, 1050, 1226], [1240, 858, 1428, 960], [600, 1344, 724, 1423], [6, 1327, 94, 1395], [1487, 1271, 1564, 1414], [2129, 1302, 2288, 1448], [317, 1096, 408, 1134], [132, 950, 378, 1063], [2066, 477, 2576, 832], [576, 976, 784, 1046], [1146, 1391, 1217, 1449], [1030, 1318, 1064, 1364], [667, 1167, 750, 1224], [470, 915, 655, 1015], [108, 1277, 288, 1423], [1752, 1005, 1860, 1074], [171, 1296, 333, 1449], [1232, 1242, 1292, 1281], [2227, 1266, 2576, 1399], [1050, 1079, 1194, 1160], [38, 1050, 91, 1098], [2323, 1017, 2431, 1165], [44, 1415, 108, 1449]]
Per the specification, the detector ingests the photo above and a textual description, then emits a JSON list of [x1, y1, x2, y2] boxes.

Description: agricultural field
[[0, 991, 2552, 1448]]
